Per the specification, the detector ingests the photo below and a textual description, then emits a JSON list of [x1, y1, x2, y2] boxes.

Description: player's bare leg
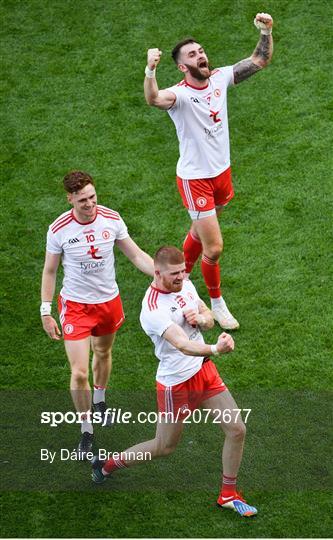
[[122, 417, 184, 464], [91, 332, 116, 426], [202, 391, 245, 476], [202, 391, 257, 517], [92, 418, 184, 481], [191, 213, 239, 330], [65, 337, 91, 413], [91, 333, 115, 386], [65, 337, 94, 457]]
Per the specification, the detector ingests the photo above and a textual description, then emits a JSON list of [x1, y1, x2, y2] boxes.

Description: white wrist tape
[[40, 302, 52, 316], [253, 18, 272, 35], [145, 65, 156, 78], [210, 344, 219, 356]]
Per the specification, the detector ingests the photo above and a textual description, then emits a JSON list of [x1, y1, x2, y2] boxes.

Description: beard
[[162, 277, 183, 293], [185, 62, 212, 81], [171, 282, 183, 292]]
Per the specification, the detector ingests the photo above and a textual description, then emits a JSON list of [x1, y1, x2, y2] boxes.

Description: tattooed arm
[[233, 13, 273, 85]]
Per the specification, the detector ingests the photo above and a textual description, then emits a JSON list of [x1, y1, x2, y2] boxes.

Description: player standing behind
[[91, 246, 257, 518], [40, 171, 154, 458], [144, 13, 273, 330]]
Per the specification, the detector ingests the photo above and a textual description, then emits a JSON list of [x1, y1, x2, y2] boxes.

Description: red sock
[[103, 455, 128, 474], [183, 230, 202, 274], [201, 255, 221, 298], [221, 474, 237, 497]]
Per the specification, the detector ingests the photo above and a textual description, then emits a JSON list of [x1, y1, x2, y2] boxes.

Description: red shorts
[[176, 167, 234, 213], [58, 294, 125, 340], [156, 359, 227, 421]]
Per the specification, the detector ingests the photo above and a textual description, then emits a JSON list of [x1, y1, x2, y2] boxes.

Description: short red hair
[[63, 171, 94, 193], [154, 246, 184, 269]]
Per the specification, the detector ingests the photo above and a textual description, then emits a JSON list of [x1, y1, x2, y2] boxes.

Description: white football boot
[[212, 297, 240, 330]]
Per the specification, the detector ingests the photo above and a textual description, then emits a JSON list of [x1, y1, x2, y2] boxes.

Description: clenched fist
[[216, 332, 234, 354], [254, 13, 273, 34], [147, 48, 162, 70]]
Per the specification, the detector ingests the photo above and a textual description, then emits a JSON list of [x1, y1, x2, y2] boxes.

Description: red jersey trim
[[98, 208, 119, 216], [97, 208, 120, 220], [150, 285, 172, 295], [97, 213, 120, 221], [51, 213, 73, 234], [147, 288, 159, 311], [98, 205, 120, 217], [184, 80, 209, 91], [71, 209, 98, 225], [51, 211, 71, 228]]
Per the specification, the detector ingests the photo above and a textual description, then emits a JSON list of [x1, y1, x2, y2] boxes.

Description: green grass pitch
[[1, 0, 332, 537]]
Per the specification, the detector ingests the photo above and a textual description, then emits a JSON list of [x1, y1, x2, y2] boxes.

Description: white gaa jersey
[[167, 66, 234, 179], [140, 280, 205, 386], [46, 205, 129, 303]]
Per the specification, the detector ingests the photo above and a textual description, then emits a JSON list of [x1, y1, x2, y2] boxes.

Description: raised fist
[[254, 13, 273, 34], [147, 48, 162, 70]]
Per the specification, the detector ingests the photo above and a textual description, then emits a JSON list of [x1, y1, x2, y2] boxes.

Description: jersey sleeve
[[186, 279, 201, 305], [166, 83, 185, 110], [46, 227, 62, 254], [115, 216, 129, 240], [140, 305, 173, 338], [216, 65, 235, 87]]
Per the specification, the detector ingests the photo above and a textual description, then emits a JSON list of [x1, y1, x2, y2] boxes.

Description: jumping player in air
[[144, 13, 273, 330]]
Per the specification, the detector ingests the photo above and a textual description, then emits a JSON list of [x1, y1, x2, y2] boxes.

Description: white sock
[[211, 297, 223, 310], [81, 417, 93, 435], [93, 386, 106, 404]]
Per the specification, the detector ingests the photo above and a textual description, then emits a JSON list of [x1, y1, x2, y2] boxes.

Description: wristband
[[253, 19, 272, 35], [145, 65, 156, 78], [210, 344, 219, 356], [40, 302, 52, 316]]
